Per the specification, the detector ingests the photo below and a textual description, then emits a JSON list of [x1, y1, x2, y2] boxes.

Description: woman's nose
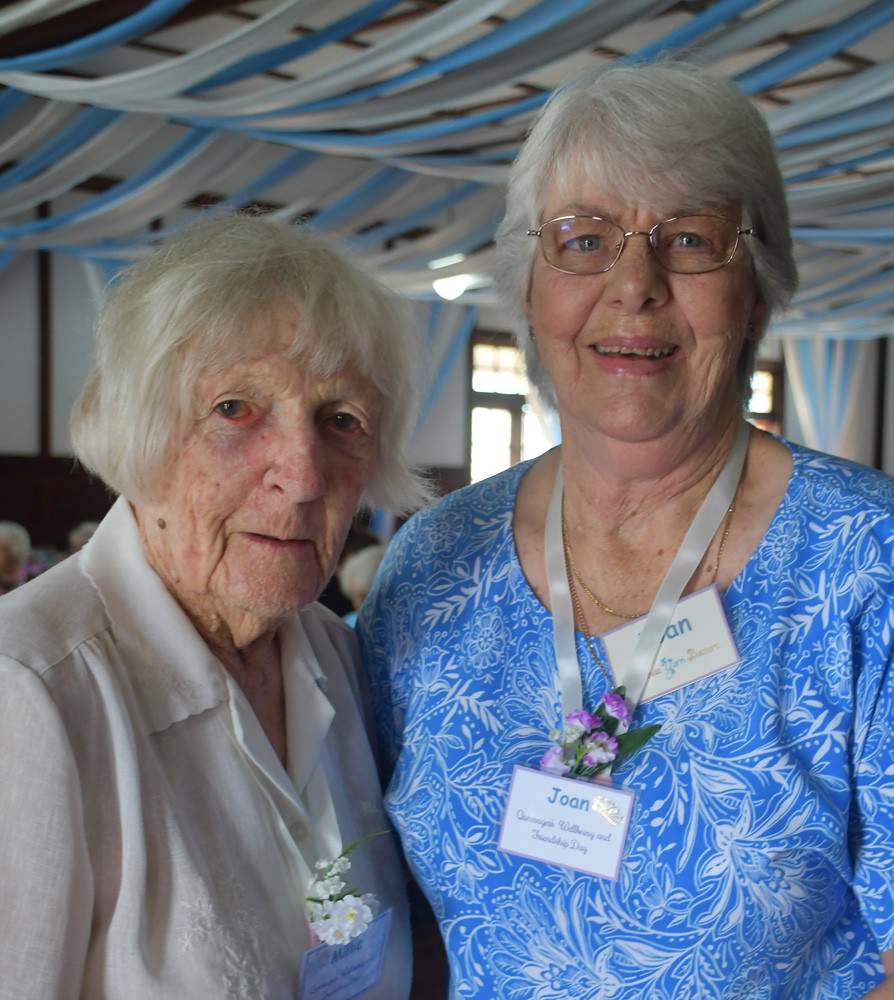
[[263, 428, 327, 502], [604, 232, 670, 310]]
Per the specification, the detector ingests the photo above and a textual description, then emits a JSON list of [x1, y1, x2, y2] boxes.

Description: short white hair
[[338, 543, 387, 604], [0, 521, 31, 564], [68, 521, 99, 550], [70, 213, 431, 515], [495, 61, 798, 407]]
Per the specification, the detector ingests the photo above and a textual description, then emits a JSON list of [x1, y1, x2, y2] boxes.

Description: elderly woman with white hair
[[0, 214, 427, 999], [359, 63, 894, 999]]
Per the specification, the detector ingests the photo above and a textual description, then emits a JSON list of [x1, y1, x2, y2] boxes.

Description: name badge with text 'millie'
[[297, 909, 391, 1000]]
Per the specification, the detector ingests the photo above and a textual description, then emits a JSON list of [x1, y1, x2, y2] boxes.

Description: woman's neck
[[206, 626, 289, 768], [558, 415, 744, 532], [512, 417, 781, 635]]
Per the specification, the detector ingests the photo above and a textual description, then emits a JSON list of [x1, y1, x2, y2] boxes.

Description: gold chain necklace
[[565, 558, 614, 686], [561, 492, 738, 622]]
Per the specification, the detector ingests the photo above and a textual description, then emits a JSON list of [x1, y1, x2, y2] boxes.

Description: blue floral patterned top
[[358, 439, 894, 1000]]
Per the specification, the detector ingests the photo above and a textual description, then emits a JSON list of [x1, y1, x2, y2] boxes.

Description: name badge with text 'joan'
[[601, 586, 740, 703], [499, 766, 636, 880]]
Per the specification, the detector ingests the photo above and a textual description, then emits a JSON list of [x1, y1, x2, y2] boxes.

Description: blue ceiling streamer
[[302, 166, 410, 230], [775, 95, 894, 150], [272, 0, 602, 115], [735, 0, 894, 94], [0, 0, 195, 73], [348, 181, 482, 249], [0, 106, 122, 193], [191, 0, 404, 92], [629, 0, 764, 61], [0, 128, 216, 238]]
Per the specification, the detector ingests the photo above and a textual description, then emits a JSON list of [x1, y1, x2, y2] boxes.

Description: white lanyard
[[545, 422, 750, 722]]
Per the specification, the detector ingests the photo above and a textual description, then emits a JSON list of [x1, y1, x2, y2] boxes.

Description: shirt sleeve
[[851, 613, 894, 955], [356, 520, 419, 783], [0, 658, 94, 1000]]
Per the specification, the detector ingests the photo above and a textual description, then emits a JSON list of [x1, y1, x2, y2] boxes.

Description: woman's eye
[[329, 411, 360, 433], [214, 399, 250, 420], [562, 234, 602, 252], [675, 232, 703, 248]]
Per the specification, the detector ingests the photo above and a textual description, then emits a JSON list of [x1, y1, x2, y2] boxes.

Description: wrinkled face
[[136, 311, 382, 647], [526, 174, 764, 446]]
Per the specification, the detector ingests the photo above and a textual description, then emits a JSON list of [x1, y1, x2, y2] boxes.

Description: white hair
[[70, 213, 431, 515]]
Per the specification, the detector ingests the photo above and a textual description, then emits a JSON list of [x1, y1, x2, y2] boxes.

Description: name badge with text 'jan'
[[499, 766, 635, 880], [601, 586, 740, 703]]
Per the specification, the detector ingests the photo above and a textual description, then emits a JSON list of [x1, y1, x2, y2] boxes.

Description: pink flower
[[601, 690, 633, 727], [563, 708, 600, 740], [582, 733, 619, 767], [539, 745, 571, 775]]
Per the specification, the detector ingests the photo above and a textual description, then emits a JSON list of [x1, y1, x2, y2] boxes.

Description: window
[[747, 361, 784, 435], [469, 331, 553, 483]]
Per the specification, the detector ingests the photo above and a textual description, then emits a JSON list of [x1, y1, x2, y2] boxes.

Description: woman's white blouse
[[0, 497, 411, 1000]]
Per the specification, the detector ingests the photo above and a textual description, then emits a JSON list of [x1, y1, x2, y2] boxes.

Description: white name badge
[[297, 909, 392, 1000], [499, 766, 635, 880], [601, 586, 740, 703]]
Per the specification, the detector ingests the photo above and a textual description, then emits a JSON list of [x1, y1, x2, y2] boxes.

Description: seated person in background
[[317, 520, 381, 616], [338, 544, 387, 626], [0, 520, 31, 595], [67, 519, 99, 553], [0, 212, 429, 1000]]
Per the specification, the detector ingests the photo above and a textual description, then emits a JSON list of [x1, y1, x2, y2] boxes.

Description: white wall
[[883, 337, 894, 477], [409, 349, 469, 468], [0, 250, 41, 454], [0, 249, 101, 457], [50, 254, 102, 455]]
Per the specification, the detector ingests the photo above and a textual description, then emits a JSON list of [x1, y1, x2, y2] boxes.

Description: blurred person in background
[[0, 520, 31, 595]]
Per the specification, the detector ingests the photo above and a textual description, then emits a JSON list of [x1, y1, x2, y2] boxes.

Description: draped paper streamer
[[414, 300, 479, 430], [784, 338, 878, 463], [0, 0, 194, 66], [0, 0, 891, 305], [0, 0, 893, 471]]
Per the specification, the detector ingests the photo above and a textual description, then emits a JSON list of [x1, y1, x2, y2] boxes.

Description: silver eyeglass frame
[[527, 214, 756, 275]]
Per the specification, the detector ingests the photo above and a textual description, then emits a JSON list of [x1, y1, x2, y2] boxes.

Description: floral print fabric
[[359, 440, 894, 1000]]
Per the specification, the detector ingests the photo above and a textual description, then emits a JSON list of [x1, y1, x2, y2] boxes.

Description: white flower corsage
[[306, 831, 387, 946]]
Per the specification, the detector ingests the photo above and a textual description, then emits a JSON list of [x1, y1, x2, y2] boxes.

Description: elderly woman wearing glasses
[[359, 63, 894, 999], [0, 214, 424, 999]]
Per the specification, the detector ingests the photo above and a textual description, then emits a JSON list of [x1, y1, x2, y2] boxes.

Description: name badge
[[498, 766, 635, 880], [601, 586, 739, 702], [297, 909, 392, 1000]]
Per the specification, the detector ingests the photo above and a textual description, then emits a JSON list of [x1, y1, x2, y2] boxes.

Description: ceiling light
[[428, 252, 467, 270], [433, 274, 477, 300]]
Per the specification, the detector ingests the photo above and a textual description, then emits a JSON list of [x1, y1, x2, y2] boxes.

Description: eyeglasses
[[527, 215, 755, 275]]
